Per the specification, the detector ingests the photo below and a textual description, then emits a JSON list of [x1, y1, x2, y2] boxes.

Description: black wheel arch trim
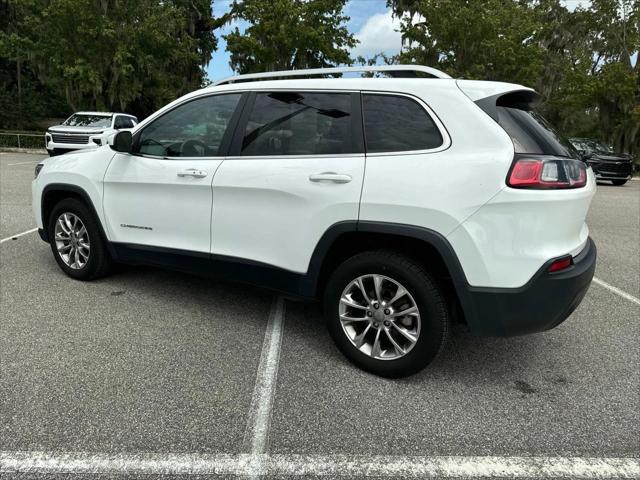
[[294, 220, 479, 324], [40, 183, 115, 256], [311, 222, 596, 336], [320, 220, 479, 327]]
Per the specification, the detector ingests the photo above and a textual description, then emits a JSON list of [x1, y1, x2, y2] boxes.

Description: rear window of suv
[[362, 94, 443, 153], [496, 107, 578, 158], [484, 91, 579, 159]]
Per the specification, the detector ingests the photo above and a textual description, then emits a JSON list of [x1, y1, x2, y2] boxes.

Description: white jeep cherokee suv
[[45, 111, 138, 157], [32, 65, 597, 377]]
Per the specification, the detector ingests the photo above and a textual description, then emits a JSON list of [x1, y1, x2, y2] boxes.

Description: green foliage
[[1, 0, 637, 157], [388, 0, 639, 155], [0, 0, 217, 126], [224, 0, 357, 74], [396, 0, 544, 83]]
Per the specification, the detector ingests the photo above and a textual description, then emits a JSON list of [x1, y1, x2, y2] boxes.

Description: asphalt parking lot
[[1, 152, 639, 479]]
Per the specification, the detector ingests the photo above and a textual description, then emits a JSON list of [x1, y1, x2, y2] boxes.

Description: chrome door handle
[[308, 172, 352, 184], [177, 168, 208, 178]]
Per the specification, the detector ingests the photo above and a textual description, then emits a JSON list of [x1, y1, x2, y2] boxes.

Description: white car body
[[45, 111, 138, 156], [32, 66, 597, 340]]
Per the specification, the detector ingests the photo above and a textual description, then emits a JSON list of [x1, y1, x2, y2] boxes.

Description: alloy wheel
[[54, 212, 90, 269], [338, 274, 421, 360]]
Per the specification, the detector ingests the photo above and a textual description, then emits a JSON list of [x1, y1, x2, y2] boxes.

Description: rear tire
[[611, 179, 627, 186], [48, 198, 112, 280], [323, 250, 449, 378]]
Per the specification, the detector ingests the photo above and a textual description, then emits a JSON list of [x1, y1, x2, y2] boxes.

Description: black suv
[[570, 138, 634, 186]]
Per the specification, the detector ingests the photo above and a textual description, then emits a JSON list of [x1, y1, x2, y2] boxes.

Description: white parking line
[[0, 451, 638, 477], [0, 227, 38, 244], [593, 277, 640, 306], [243, 296, 286, 477]]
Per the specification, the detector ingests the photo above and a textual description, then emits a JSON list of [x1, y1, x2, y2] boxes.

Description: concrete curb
[[0, 147, 47, 154]]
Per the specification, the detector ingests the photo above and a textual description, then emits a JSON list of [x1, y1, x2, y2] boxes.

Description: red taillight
[[548, 256, 573, 273], [507, 158, 587, 189]]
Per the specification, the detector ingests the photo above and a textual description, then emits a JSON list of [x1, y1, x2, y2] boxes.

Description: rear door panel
[[210, 90, 365, 273]]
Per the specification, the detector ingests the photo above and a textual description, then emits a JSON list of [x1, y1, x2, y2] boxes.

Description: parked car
[[570, 137, 633, 186], [45, 111, 138, 157], [32, 65, 596, 377]]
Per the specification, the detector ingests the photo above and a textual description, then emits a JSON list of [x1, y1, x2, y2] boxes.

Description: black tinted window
[[138, 94, 241, 157], [241, 92, 354, 156], [363, 94, 443, 153], [114, 116, 134, 129], [496, 107, 577, 158], [64, 114, 112, 128]]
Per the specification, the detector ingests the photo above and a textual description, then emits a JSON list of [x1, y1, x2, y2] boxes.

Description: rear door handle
[[308, 172, 352, 184], [177, 168, 208, 178]]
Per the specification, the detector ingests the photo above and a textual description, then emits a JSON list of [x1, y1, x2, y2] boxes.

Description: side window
[[240, 92, 354, 156], [496, 107, 577, 158], [137, 94, 241, 157], [114, 116, 134, 129], [362, 94, 443, 153]]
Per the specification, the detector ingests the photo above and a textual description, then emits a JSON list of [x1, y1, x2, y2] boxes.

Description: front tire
[[48, 198, 112, 280], [324, 250, 449, 378], [611, 179, 627, 186]]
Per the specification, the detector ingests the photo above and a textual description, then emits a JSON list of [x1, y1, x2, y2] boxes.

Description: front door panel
[[102, 92, 244, 253], [103, 154, 220, 253]]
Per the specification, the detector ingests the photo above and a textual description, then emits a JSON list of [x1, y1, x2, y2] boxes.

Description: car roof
[[134, 74, 532, 132], [74, 111, 114, 116], [193, 77, 530, 98], [74, 111, 136, 118]]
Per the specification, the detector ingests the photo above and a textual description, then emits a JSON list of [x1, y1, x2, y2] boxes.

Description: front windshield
[[573, 139, 614, 154], [570, 139, 589, 151], [594, 141, 614, 153], [63, 114, 112, 128]]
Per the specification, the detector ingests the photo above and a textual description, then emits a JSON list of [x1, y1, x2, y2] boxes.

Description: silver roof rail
[[212, 65, 452, 86]]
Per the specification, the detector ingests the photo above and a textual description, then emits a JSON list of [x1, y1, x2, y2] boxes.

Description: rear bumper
[[464, 237, 596, 336]]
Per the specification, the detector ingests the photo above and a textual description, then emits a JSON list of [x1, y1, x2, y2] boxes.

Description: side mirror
[[110, 131, 132, 153], [581, 150, 593, 161]]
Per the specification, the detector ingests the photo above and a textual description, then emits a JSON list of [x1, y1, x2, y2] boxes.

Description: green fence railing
[[0, 132, 45, 150]]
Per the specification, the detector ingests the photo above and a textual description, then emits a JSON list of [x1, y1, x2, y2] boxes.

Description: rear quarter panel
[[359, 80, 514, 246], [447, 169, 595, 287]]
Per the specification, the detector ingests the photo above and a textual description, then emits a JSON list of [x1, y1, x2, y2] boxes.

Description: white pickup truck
[[45, 111, 138, 156]]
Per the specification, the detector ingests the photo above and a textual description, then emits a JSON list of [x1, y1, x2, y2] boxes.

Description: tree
[[0, 0, 66, 129], [224, 0, 357, 74], [388, 0, 639, 155], [584, 0, 639, 154], [394, 0, 545, 84], [0, 0, 219, 125]]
